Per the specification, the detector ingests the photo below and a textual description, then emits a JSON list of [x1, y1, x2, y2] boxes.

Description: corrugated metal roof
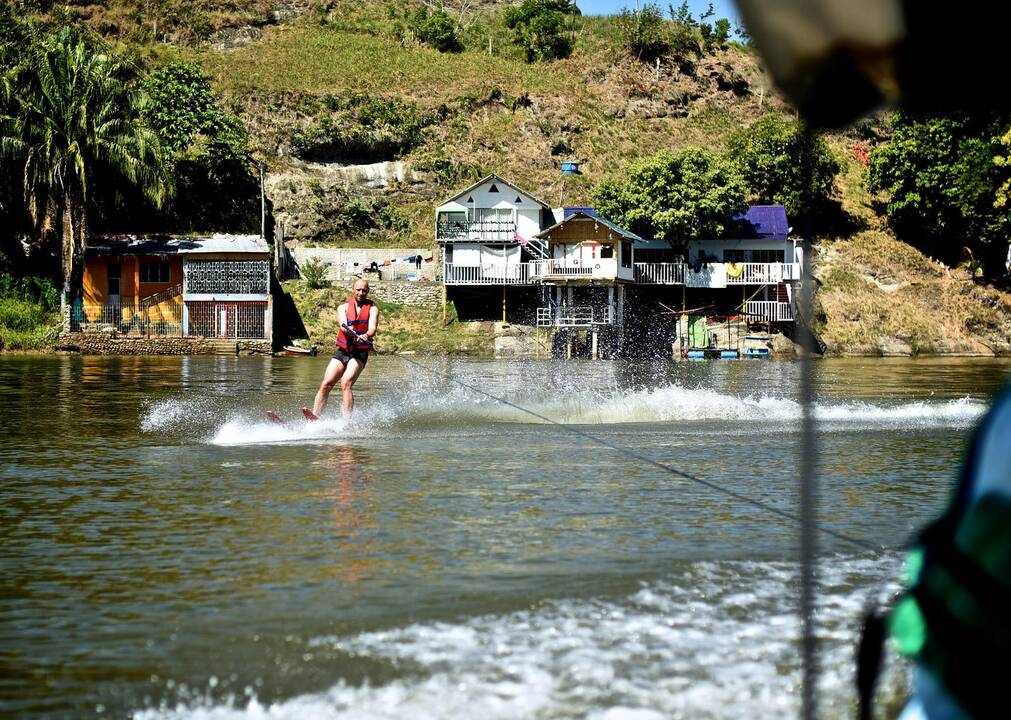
[[731, 205, 790, 240], [535, 211, 643, 242], [89, 234, 268, 256]]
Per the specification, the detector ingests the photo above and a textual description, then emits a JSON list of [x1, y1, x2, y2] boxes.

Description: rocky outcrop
[[267, 161, 431, 243], [57, 333, 271, 355]]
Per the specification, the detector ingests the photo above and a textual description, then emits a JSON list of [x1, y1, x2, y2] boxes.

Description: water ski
[[266, 410, 284, 424], [301, 406, 320, 422]]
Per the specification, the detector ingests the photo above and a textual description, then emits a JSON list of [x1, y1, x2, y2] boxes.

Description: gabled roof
[[534, 211, 643, 242], [731, 205, 790, 240], [89, 234, 269, 256], [438, 173, 552, 210]]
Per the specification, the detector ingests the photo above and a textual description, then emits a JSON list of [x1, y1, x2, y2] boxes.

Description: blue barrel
[[686, 350, 705, 359], [744, 347, 770, 357], [720, 349, 740, 359], [561, 161, 580, 175]]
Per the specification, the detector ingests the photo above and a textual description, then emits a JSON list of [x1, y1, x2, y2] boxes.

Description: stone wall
[[367, 281, 442, 309], [57, 333, 271, 356]]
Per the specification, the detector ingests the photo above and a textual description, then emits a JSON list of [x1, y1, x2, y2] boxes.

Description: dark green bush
[[504, 0, 577, 63], [291, 93, 434, 163], [408, 6, 463, 53]]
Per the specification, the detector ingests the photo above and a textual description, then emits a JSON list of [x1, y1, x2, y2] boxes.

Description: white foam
[[136, 555, 908, 720]]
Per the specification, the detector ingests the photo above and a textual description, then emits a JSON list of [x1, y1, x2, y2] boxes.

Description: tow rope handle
[[341, 322, 374, 348]]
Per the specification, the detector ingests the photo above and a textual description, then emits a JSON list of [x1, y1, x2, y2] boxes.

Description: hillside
[[20, 1, 1011, 356]]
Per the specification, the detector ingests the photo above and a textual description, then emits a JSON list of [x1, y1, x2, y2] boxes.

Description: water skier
[[309, 278, 378, 418]]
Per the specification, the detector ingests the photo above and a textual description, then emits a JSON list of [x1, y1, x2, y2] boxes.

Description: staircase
[[524, 237, 549, 260]]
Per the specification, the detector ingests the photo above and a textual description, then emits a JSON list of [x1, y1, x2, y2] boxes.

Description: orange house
[[78, 234, 272, 341]]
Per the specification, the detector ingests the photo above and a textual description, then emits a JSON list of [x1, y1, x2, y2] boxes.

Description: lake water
[[2, 354, 1008, 719]]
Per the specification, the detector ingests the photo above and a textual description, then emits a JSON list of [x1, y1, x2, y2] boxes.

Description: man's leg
[[339, 358, 366, 416], [313, 358, 346, 416]]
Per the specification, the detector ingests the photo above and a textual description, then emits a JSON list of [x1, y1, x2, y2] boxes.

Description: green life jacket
[[887, 383, 1011, 719]]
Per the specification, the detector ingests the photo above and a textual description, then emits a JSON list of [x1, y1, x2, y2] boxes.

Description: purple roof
[[732, 205, 790, 240], [563, 206, 598, 219]]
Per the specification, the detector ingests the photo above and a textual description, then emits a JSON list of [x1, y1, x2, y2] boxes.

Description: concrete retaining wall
[[367, 281, 441, 309], [290, 247, 437, 282]]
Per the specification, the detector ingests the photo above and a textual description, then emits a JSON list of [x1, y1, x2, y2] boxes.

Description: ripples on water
[[1, 355, 1008, 719]]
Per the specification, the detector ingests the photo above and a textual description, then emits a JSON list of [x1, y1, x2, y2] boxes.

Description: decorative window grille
[[187, 301, 267, 338], [184, 260, 269, 294]]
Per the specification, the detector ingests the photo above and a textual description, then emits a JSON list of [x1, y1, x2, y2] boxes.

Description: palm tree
[[0, 26, 164, 303]]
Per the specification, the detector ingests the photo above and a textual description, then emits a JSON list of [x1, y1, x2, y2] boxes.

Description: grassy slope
[[168, 12, 1011, 356]]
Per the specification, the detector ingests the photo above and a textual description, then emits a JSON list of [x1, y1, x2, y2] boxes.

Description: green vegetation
[[0, 15, 164, 299], [592, 148, 747, 250], [397, 5, 464, 53], [504, 0, 577, 63], [868, 112, 1011, 278], [290, 93, 434, 163], [615, 2, 731, 66], [728, 116, 839, 223], [142, 62, 257, 231], [0, 274, 61, 351], [299, 256, 331, 289]]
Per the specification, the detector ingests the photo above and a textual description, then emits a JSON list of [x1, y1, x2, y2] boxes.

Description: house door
[[218, 305, 229, 337], [107, 262, 121, 324]]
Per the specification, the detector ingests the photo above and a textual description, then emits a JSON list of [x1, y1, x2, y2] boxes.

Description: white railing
[[536, 259, 595, 277], [536, 305, 606, 327], [443, 262, 538, 285], [634, 262, 685, 284], [725, 262, 801, 284], [437, 221, 517, 242], [745, 300, 794, 322]]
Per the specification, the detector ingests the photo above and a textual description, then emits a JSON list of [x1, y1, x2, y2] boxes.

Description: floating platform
[[744, 347, 770, 357], [686, 348, 740, 360]]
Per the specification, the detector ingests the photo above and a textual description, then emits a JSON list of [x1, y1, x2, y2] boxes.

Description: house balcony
[[536, 305, 614, 328], [535, 258, 627, 281], [633, 262, 801, 286], [443, 262, 539, 285], [437, 221, 518, 243]]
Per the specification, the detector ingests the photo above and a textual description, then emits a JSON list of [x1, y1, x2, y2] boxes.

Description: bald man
[[310, 278, 379, 417]]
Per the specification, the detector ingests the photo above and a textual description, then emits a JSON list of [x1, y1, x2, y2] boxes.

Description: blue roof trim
[[731, 205, 790, 240]]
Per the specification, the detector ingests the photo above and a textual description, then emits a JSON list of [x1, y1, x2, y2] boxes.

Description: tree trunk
[[61, 184, 87, 304]]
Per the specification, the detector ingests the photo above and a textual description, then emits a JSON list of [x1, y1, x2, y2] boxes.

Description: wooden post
[[442, 284, 447, 326], [502, 285, 507, 323], [592, 330, 598, 359]]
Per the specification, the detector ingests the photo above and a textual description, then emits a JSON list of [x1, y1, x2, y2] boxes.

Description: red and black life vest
[[336, 297, 372, 352]]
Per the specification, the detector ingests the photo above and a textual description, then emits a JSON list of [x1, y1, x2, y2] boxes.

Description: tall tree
[[867, 112, 1011, 276], [0, 25, 164, 300], [592, 148, 747, 252]]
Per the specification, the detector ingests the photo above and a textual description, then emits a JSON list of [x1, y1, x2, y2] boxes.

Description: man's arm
[[366, 305, 379, 340], [337, 303, 348, 330]]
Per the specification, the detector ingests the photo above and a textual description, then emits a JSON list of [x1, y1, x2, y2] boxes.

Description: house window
[[140, 261, 170, 283], [437, 211, 467, 239], [751, 249, 785, 263], [723, 249, 746, 262], [600, 244, 614, 259], [621, 241, 633, 268]]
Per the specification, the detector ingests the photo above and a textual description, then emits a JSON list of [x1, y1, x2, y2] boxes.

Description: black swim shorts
[[332, 347, 369, 367]]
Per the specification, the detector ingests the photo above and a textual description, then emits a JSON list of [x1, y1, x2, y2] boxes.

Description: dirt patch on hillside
[[815, 231, 1011, 356]]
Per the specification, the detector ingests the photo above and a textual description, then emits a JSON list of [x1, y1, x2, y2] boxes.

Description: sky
[[577, 0, 742, 27]]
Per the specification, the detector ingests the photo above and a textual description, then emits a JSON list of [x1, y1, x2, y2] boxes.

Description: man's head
[[353, 279, 370, 302]]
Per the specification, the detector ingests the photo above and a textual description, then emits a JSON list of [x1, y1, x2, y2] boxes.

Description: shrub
[[408, 6, 463, 53], [615, 3, 669, 63], [300, 257, 331, 289], [291, 93, 434, 163], [504, 0, 577, 63]]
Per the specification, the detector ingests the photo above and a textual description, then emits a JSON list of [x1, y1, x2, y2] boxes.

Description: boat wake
[[139, 382, 987, 444]]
